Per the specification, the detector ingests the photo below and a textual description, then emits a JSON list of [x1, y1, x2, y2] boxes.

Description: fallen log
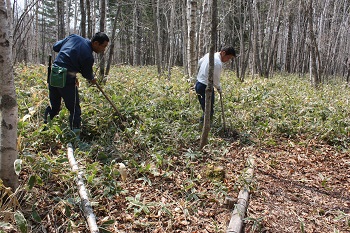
[[67, 143, 99, 233], [226, 155, 255, 233]]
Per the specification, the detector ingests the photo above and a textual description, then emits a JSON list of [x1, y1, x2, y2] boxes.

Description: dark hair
[[91, 32, 109, 44], [220, 46, 236, 57]]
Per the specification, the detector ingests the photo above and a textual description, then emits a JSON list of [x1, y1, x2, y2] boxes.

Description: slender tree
[[152, 0, 162, 75], [187, 0, 197, 81], [167, 0, 176, 79], [86, 0, 92, 38], [197, 0, 209, 59], [0, 0, 19, 191], [306, 0, 320, 87], [132, 1, 141, 66], [57, 0, 65, 39], [105, 4, 121, 76], [80, 0, 86, 37], [200, 0, 217, 149], [99, 0, 106, 79]]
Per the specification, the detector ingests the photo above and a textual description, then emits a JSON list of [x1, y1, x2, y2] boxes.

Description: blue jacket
[[53, 34, 94, 80]]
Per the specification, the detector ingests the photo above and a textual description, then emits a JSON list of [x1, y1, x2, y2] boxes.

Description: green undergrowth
[[6, 64, 350, 232]]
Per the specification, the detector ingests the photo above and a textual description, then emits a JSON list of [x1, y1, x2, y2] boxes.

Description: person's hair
[[220, 46, 236, 57], [91, 32, 109, 44]]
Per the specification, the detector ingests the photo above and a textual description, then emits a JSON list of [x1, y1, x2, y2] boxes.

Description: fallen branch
[[226, 155, 255, 233], [67, 143, 99, 233]]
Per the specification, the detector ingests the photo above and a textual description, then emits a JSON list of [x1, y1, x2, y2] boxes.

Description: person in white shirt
[[195, 46, 236, 123]]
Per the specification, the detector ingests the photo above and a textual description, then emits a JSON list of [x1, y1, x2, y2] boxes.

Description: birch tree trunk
[[86, 0, 92, 38], [200, 0, 217, 150], [167, 0, 176, 80], [306, 0, 320, 87], [251, 0, 261, 77], [235, 0, 251, 82], [132, 1, 141, 66], [105, 5, 121, 77], [182, 0, 188, 73], [187, 0, 197, 82], [73, 0, 77, 33], [0, 0, 19, 190], [65, 0, 71, 35], [198, 0, 209, 59], [99, 0, 106, 79], [152, 0, 162, 75]]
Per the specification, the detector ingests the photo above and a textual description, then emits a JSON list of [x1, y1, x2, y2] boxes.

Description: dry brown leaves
[[105, 139, 349, 232], [244, 139, 350, 233], [14, 139, 349, 233]]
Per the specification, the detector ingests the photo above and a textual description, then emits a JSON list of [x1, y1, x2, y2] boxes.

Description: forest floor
[[7, 65, 350, 233], [91, 136, 350, 233], [230, 138, 350, 233]]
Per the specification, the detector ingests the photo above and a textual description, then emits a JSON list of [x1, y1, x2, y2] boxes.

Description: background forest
[[1, 0, 350, 232], [11, 0, 350, 83]]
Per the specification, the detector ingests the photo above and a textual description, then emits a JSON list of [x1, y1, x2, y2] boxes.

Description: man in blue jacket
[[44, 32, 109, 136]]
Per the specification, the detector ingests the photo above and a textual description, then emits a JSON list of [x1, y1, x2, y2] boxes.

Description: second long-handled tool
[[94, 82, 125, 121], [219, 92, 226, 132]]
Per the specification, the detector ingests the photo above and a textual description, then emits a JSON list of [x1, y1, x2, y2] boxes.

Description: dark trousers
[[45, 80, 81, 129], [195, 81, 214, 122]]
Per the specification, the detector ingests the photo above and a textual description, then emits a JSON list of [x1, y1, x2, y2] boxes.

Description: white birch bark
[[167, 0, 176, 79], [187, 0, 197, 81], [67, 143, 99, 233], [0, 0, 19, 191], [198, 0, 209, 59]]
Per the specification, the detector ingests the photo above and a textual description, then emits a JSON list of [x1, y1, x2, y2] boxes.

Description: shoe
[[72, 128, 81, 141], [44, 106, 51, 124]]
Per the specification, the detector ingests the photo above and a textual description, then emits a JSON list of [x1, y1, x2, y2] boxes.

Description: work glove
[[89, 78, 97, 85]]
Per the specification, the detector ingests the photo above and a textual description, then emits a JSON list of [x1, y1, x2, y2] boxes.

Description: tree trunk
[[86, 0, 92, 38], [307, 0, 320, 87], [167, 0, 176, 80], [132, 1, 141, 66], [0, 0, 19, 191], [57, 0, 65, 39], [152, 0, 162, 75], [251, 0, 261, 77], [187, 0, 197, 81], [73, 0, 77, 33], [105, 5, 121, 77], [80, 0, 86, 37], [99, 0, 106, 79], [200, 0, 217, 150], [198, 0, 209, 59], [65, 0, 71, 35], [285, 12, 294, 73]]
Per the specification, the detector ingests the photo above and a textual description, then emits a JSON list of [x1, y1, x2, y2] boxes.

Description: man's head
[[91, 32, 109, 54], [219, 46, 236, 63]]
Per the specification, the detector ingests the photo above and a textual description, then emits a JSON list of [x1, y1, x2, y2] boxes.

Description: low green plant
[[126, 193, 157, 216]]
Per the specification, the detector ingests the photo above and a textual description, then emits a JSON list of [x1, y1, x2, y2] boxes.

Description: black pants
[[45, 79, 81, 129], [195, 81, 214, 122]]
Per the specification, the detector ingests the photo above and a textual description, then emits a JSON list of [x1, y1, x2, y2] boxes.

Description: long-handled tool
[[47, 55, 52, 84], [94, 82, 125, 121], [219, 92, 226, 132]]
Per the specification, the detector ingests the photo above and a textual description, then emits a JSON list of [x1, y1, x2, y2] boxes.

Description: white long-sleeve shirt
[[196, 52, 223, 91]]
